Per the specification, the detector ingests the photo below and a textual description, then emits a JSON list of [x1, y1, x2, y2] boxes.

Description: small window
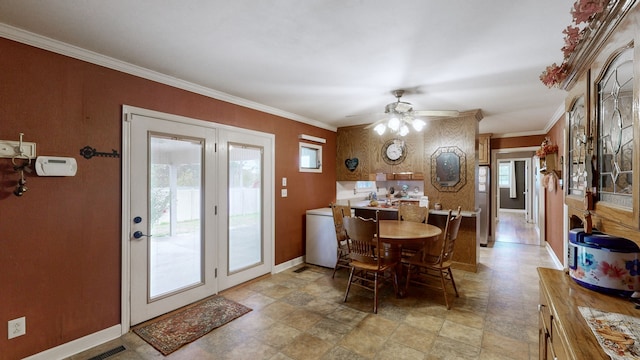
[[355, 181, 376, 193], [299, 142, 322, 173], [498, 162, 511, 188]]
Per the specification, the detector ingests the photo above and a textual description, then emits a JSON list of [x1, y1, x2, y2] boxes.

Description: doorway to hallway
[[495, 210, 539, 245]]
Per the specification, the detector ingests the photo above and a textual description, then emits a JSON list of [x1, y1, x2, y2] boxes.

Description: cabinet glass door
[[568, 95, 587, 197], [597, 47, 634, 208]]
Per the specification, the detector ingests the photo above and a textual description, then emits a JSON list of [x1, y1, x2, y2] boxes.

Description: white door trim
[[491, 147, 540, 246], [121, 105, 275, 333]]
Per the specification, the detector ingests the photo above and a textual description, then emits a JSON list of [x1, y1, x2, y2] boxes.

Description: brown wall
[[0, 38, 336, 359], [544, 119, 566, 262]]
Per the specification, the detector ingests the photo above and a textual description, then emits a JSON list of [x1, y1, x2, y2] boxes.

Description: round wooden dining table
[[378, 220, 442, 244], [377, 220, 442, 298]]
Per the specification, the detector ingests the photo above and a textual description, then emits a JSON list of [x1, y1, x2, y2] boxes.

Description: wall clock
[[381, 139, 407, 165]]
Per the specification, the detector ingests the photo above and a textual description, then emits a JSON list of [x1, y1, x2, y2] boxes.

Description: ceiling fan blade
[[413, 110, 460, 117], [346, 112, 385, 118], [363, 118, 387, 129]]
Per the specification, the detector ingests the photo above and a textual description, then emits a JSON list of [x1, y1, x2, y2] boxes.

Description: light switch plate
[[281, 189, 287, 197], [282, 177, 287, 186]]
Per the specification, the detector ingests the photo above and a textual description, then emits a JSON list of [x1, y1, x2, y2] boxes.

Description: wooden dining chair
[[342, 212, 399, 313], [397, 202, 429, 223], [404, 207, 463, 309], [330, 201, 352, 278], [397, 202, 429, 260]]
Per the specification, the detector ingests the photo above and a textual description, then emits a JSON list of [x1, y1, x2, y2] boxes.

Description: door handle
[[133, 231, 151, 239]]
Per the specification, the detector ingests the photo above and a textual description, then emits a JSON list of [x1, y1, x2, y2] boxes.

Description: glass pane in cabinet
[[597, 47, 633, 207], [568, 95, 586, 196]]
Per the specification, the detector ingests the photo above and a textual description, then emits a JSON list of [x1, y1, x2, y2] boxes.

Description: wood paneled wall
[[337, 110, 481, 212]]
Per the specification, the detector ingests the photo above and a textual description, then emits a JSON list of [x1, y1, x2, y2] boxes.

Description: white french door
[[126, 112, 217, 325], [122, 106, 273, 327], [216, 130, 273, 290]]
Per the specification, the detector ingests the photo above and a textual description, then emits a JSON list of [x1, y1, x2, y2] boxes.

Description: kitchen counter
[[349, 200, 480, 217]]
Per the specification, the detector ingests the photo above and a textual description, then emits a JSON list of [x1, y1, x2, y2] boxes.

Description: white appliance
[[306, 207, 353, 268], [568, 229, 640, 296], [35, 156, 77, 176], [476, 166, 490, 246]]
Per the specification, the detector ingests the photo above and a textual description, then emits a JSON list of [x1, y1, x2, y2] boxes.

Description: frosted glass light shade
[[412, 119, 426, 131]]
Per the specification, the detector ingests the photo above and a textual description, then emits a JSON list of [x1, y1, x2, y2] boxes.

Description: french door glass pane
[[149, 135, 203, 299], [228, 143, 263, 273]]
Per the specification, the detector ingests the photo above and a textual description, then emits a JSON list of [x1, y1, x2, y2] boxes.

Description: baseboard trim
[[273, 256, 305, 273], [545, 242, 564, 270], [23, 324, 122, 360]]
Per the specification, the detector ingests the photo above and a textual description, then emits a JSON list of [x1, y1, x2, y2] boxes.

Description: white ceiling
[[0, 0, 574, 136]]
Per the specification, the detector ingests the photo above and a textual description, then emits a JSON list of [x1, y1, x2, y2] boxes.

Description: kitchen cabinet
[[538, 268, 637, 360], [538, 272, 569, 360], [370, 172, 425, 181], [477, 133, 491, 165], [336, 125, 370, 180]]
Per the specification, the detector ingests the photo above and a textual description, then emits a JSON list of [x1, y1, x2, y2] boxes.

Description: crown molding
[[543, 102, 567, 133], [492, 102, 565, 139], [0, 23, 337, 132]]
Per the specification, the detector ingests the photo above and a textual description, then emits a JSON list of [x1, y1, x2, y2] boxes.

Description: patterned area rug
[[133, 295, 252, 355]]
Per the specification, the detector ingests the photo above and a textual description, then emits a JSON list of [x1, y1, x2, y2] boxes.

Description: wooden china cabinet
[[563, 0, 639, 240], [539, 1, 640, 360]]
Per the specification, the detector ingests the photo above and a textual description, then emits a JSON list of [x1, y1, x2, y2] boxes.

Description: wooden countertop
[[538, 267, 640, 359]]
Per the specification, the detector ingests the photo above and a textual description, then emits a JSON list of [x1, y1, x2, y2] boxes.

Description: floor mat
[[133, 295, 252, 355]]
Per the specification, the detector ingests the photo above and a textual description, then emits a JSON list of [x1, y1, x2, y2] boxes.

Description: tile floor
[[68, 238, 559, 360]]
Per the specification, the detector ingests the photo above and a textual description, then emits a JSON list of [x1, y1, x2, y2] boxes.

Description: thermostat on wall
[[35, 156, 77, 176]]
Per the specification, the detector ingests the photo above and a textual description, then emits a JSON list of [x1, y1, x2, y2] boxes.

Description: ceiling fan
[[364, 90, 459, 136]]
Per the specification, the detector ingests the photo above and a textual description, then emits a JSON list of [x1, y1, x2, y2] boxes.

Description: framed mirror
[[431, 146, 466, 192]]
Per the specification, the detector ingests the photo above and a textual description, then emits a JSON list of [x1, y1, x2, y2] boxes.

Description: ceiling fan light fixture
[[395, 102, 412, 113], [412, 119, 426, 131], [374, 123, 387, 135], [367, 89, 458, 136]]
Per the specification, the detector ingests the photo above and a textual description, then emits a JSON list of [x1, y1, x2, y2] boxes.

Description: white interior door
[[127, 113, 217, 325]]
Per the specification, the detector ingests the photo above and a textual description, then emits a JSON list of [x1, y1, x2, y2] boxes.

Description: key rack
[[0, 133, 37, 159]]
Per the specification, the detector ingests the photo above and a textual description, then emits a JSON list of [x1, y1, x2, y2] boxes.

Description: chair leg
[[448, 268, 459, 297], [332, 247, 344, 278], [344, 267, 355, 303], [439, 269, 450, 310], [373, 272, 378, 314]]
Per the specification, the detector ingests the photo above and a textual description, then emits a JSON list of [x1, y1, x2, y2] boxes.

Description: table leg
[[383, 244, 406, 298]]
